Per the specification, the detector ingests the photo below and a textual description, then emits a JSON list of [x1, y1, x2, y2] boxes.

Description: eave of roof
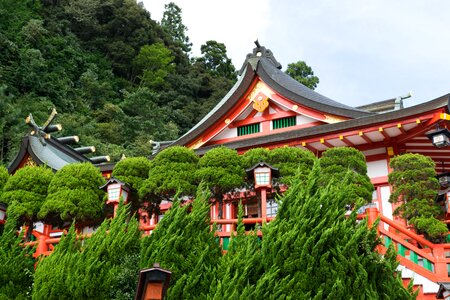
[[171, 45, 374, 148], [7, 135, 91, 173], [256, 58, 373, 119], [194, 93, 450, 155], [172, 65, 257, 146]]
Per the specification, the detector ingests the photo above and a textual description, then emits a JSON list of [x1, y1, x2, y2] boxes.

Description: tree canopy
[[389, 153, 446, 240], [1, 165, 53, 237], [285, 60, 320, 90], [140, 187, 221, 299], [319, 147, 374, 204], [139, 146, 199, 203], [38, 162, 106, 226], [33, 203, 141, 299]]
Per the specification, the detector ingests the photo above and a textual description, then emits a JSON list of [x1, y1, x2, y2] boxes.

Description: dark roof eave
[[256, 59, 373, 119], [195, 93, 450, 154]]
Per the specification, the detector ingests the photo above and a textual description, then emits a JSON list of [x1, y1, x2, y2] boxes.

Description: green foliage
[[1, 166, 53, 225], [140, 146, 198, 203], [207, 203, 263, 299], [112, 157, 152, 196], [0, 216, 34, 299], [197, 146, 244, 195], [0, 0, 235, 165], [0, 166, 9, 197], [285, 60, 319, 90], [133, 43, 175, 88], [269, 146, 315, 185], [33, 203, 141, 299], [140, 187, 221, 299], [250, 162, 415, 298], [240, 147, 271, 169], [389, 153, 445, 239], [39, 163, 105, 226], [197, 40, 236, 80], [196, 146, 244, 219], [320, 147, 374, 204], [161, 2, 192, 53]]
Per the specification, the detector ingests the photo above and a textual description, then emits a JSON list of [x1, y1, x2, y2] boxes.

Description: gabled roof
[[8, 135, 91, 173], [8, 109, 110, 173], [172, 44, 373, 148]]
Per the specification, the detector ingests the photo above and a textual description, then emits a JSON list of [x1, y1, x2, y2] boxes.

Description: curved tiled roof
[[257, 58, 372, 118], [173, 45, 374, 147]]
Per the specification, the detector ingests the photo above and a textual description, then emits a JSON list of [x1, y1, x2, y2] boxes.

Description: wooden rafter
[[378, 127, 391, 141], [395, 113, 441, 144], [359, 131, 374, 145]]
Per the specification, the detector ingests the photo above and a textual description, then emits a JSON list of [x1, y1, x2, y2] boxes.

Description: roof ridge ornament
[[25, 108, 60, 145], [239, 40, 282, 75]]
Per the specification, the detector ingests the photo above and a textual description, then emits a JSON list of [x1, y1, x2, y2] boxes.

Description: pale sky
[[142, 0, 450, 107]]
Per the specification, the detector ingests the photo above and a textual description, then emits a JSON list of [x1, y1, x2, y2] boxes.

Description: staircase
[[367, 208, 450, 299]]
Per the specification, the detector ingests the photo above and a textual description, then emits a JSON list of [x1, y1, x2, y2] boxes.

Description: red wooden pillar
[[33, 224, 51, 258], [260, 187, 267, 221]]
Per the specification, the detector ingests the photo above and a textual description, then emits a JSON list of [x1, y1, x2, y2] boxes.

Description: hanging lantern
[[426, 128, 450, 148], [246, 161, 280, 189]]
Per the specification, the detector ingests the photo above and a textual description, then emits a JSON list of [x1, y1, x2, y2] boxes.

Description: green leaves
[[140, 187, 221, 299], [39, 163, 105, 225], [140, 146, 198, 201], [389, 153, 444, 240], [33, 203, 141, 299], [1, 165, 53, 224], [196, 146, 244, 195], [0, 216, 34, 299], [285, 60, 319, 90], [319, 147, 374, 204]]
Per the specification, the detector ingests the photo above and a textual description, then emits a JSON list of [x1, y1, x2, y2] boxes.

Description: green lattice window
[[272, 116, 296, 130], [238, 123, 260, 136]]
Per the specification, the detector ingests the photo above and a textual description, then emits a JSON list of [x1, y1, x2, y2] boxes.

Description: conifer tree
[[207, 203, 263, 299], [33, 203, 141, 299], [161, 2, 192, 53], [140, 187, 221, 299], [38, 162, 106, 226], [268, 146, 315, 185], [250, 162, 415, 299], [139, 146, 198, 216], [0, 165, 9, 196], [389, 153, 446, 240], [112, 156, 152, 207], [1, 165, 53, 240], [319, 147, 374, 204], [0, 216, 34, 299], [196, 146, 244, 219]]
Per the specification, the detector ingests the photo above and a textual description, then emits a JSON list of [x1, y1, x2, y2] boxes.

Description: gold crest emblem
[[252, 92, 269, 112]]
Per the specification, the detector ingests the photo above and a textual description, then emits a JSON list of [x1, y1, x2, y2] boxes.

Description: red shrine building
[[167, 44, 450, 299], [5, 44, 450, 298]]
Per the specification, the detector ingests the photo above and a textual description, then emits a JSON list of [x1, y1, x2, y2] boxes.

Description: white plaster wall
[[367, 159, 389, 179], [210, 127, 237, 141], [380, 185, 393, 230], [397, 265, 440, 294], [296, 115, 316, 125]]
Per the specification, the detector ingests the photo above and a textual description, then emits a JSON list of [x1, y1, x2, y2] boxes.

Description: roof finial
[[254, 39, 261, 48]]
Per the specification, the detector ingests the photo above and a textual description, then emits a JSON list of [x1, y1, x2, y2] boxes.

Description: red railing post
[[432, 246, 448, 278], [366, 207, 379, 230]]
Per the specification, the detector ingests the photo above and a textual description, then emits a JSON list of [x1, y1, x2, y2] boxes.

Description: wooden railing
[[366, 207, 450, 282]]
